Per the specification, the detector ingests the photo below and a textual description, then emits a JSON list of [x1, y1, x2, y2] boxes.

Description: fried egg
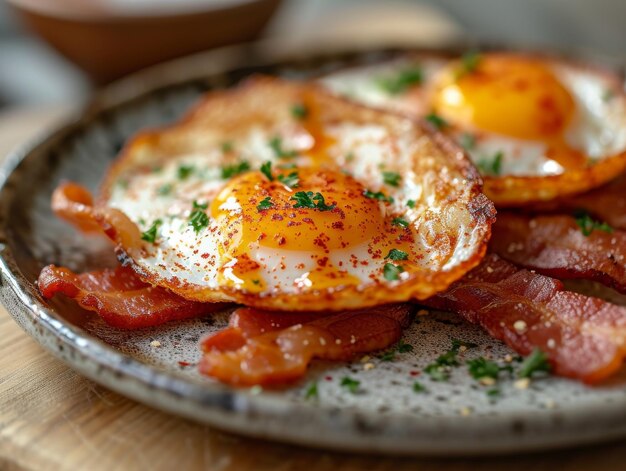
[[97, 77, 494, 310], [321, 52, 626, 206]]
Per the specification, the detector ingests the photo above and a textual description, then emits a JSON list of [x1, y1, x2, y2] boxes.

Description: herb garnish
[[260, 161, 274, 181], [364, 190, 394, 204], [456, 51, 482, 79], [304, 382, 319, 399], [269, 136, 297, 159], [518, 348, 551, 378], [423, 340, 465, 381], [392, 217, 409, 229], [385, 248, 409, 261], [459, 132, 476, 150], [221, 141, 234, 153], [141, 219, 163, 243], [382, 171, 401, 187], [157, 183, 172, 196], [378, 66, 423, 95], [574, 210, 613, 236], [467, 357, 502, 381], [451, 338, 478, 350], [379, 340, 413, 361], [477, 151, 504, 176], [188, 201, 209, 234], [221, 161, 250, 179], [340, 376, 361, 394], [291, 191, 335, 211], [425, 112, 448, 130], [257, 196, 273, 212], [383, 263, 404, 281], [177, 164, 194, 180], [278, 171, 300, 188], [291, 103, 308, 119], [406, 199, 416, 209], [413, 381, 427, 393]]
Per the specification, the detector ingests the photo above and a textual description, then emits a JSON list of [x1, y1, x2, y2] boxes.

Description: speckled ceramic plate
[[2, 43, 626, 456]]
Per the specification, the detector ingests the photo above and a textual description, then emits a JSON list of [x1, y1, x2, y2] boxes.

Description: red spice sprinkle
[[325, 376, 333, 381], [410, 370, 420, 376], [178, 361, 192, 367]]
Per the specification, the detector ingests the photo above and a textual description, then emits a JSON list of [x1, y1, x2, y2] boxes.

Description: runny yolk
[[434, 54, 576, 140]]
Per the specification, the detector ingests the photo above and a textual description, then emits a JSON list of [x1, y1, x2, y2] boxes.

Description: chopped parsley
[[221, 160, 250, 179], [467, 357, 501, 380], [423, 340, 465, 381], [377, 66, 423, 95], [177, 164, 194, 180], [451, 338, 478, 350], [157, 183, 172, 196], [340, 376, 360, 394], [304, 382, 319, 399], [412, 381, 427, 393], [392, 217, 409, 229], [269, 136, 297, 159], [425, 112, 448, 130], [477, 151, 504, 176], [518, 348, 551, 378], [291, 191, 335, 211], [385, 248, 409, 261], [456, 50, 482, 79], [260, 161, 274, 181], [574, 210, 613, 236], [257, 196, 273, 212], [291, 103, 308, 119], [383, 262, 404, 281], [397, 341, 413, 353], [406, 199, 416, 209], [364, 190, 394, 204], [278, 171, 300, 188], [141, 219, 163, 243], [459, 132, 476, 150], [188, 201, 209, 234], [221, 141, 234, 153], [379, 340, 413, 361], [382, 171, 401, 187], [486, 388, 501, 397]]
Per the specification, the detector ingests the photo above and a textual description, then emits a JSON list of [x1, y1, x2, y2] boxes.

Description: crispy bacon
[[199, 304, 414, 386], [532, 172, 626, 230], [38, 265, 223, 329], [490, 212, 626, 293], [425, 254, 626, 383]]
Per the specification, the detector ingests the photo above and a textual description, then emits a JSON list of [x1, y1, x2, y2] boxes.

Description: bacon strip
[[532, 172, 626, 231], [38, 265, 223, 329], [490, 212, 626, 293], [425, 254, 626, 383], [199, 304, 414, 386]]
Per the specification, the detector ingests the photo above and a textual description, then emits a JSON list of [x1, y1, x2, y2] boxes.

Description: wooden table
[[2, 109, 626, 471]]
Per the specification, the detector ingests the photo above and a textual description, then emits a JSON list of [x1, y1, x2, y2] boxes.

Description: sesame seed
[[319, 337, 327, 346], [486, 266, 494, 273], [514, 378, 531, 390], [513, 320, 527, 333], [363, 362, 375, 371], [360, 355, 371, 363], [547, 338, 556, 349], [479, 377, 496, 386], [460, 407, 472, 416], [150, 340, 161, 347]]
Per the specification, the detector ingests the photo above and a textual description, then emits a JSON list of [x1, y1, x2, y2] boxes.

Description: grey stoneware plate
[[1, 43, 626, 456]]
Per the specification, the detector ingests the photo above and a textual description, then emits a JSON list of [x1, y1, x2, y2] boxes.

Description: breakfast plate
[[1, 44, 626, 455]]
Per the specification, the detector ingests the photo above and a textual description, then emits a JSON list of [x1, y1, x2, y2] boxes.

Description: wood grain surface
[[1, 109, 626, 471]]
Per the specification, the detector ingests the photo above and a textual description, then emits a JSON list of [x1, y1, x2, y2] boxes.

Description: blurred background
[[1, 0, 626, 109]]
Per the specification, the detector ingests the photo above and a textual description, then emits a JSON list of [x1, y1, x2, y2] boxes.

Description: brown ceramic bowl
[[8, 0, 282, 84]]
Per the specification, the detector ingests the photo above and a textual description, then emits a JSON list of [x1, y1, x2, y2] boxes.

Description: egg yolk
[[433, 54, 576, 141], [212, 167, 384, 253]]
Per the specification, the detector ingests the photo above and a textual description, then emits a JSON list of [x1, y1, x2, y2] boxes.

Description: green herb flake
[[257, 196, 274, 212], [451, 338, 478, 351], [364, 190, 394, 204], [278, 171, 300, 188], [116, 179, 129, 189], [486, 388, 501, 397], [141, 219, 163, 243], [377, 66, 423, 95], [518, 348, 551, 378], [221, 161, 251, 179], [383, 263, 404, 281], [157, 183, 172, 196], [379, 351, 396, 362], [291, 103, 308, 119], [413, 381, 427, 393], [457, 51, 482, 79], [397, 341, 413, 353], [574, 210, 613, 236], [221, 141, 234, 153], [260, 161, 274, 181], [269, 136, 298, 159], [406, 199, 416, 209], [340, 376, 361, 394], [425, 113, 448, 130], [382, 171, 401, 187], [467, 357, 501, 381], [459, 132, 476, 150], [477, 151, 504, 176], [304, 382, 319, 399], [423, 341, 464, 382], [392, 217, 409, 229], [188, 200, 209, 234], [385, 248, 409, 261], [291, 191, 335, 211], [177, 164, 194, 180]]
